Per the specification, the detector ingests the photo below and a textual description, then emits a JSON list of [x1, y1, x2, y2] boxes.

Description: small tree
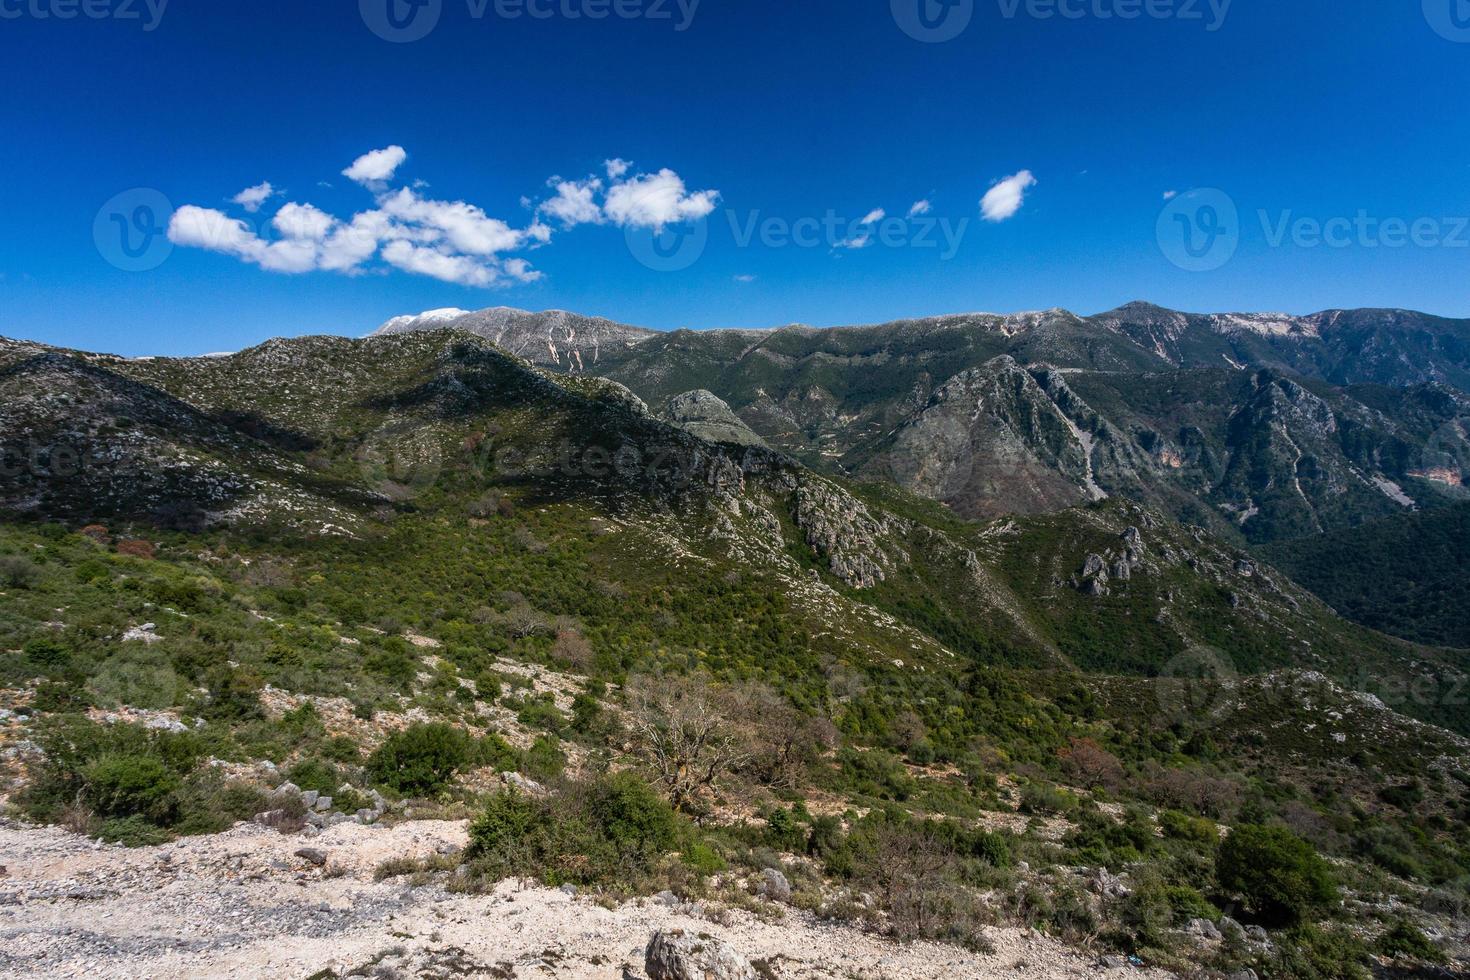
[[1059, 737, 1124, 791], [1217, 824, 1338, 925], [368, 723, 471, 795], [623, 673, 748, 814], [725, 680, 838, 790]]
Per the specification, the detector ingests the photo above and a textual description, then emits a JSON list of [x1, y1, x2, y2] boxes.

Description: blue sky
[[1, 0, 1467, 356]]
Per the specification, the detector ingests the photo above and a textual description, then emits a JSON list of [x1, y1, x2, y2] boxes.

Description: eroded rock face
[[791, 480, 905, 589], [645, 930, 757, 980], [663, 390, 768, 449]]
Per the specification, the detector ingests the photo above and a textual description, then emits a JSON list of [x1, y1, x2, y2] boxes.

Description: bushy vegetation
[[1216, 825, 1338, 926], [367, 723, 475, 796], [465, 774, 681, 890], [17, 717, 266, 845], [0, 350, 1466, 977]]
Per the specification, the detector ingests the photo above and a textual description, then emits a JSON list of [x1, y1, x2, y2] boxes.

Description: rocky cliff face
[[661, 390, 768, 448], [367, 303, 1470, 549]]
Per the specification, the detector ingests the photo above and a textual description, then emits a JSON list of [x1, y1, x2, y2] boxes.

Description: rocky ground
[[0, 817, 1171, 980]]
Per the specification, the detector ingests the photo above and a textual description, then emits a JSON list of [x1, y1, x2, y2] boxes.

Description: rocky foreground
[[0, 818, 1169, 980]]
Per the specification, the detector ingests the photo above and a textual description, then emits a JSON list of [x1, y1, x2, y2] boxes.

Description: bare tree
[[622, 673, 749, 814], [1058, 737, 1124, 791], [725, 681, 838, 790], [858, 821, 958, 942]]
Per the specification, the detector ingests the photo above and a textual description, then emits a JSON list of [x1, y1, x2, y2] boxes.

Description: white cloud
[[169, 206, 260, 255], [733, 274, 756, 283], [980, 170, 1037, 223], [320, 211, 390, 272], [273, 202, 336, 241], [1163, 190, 1178, 200], [860, 208, 886, 225], [908, 199, 932, 217], [168, 206, 323, 274], [541, 177, 605, 228], [603, 168, 719, 230], [839, 233, 872, 250], [343, 145, 407, 185], [381, 240, 498, 287], [172, 146, 716, 289], [503, 257, 542, 283], [232, 182, 276, 213], [377, 187, 528, 256]]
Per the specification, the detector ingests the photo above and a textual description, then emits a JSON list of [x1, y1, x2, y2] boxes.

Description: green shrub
[[1376, 921, 1446, 964], [1018, 781, 1079, 816], [201, 667, 262, 721], [570, 692, 603, 734], [1271, 924, 1370, 980], [368, 723, 472, 795], [1159, 809, 1218, 844], [765, 806, 808, 852], [515, 696, 567, 734], [74, 558, 110, 583], [522, 735, 566, 782], [837, 747, 914, 801], [682, 839, 726, 874], [0, 556, 38, 588], [1217, 825, 1338, 926], [96, 815, 172, 847], [465, 773, 686, 889], [588, 772, 678, 855], [23, 636, 70, 670], [1163, 884, 1220, 924], [286, 758, 347, 796], [472, 732, 522, 772], [83, 754, 179, 821]]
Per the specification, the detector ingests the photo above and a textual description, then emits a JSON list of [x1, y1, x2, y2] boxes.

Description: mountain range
[[373, 303, 1470, 645], [3, 321, 1467, 736]]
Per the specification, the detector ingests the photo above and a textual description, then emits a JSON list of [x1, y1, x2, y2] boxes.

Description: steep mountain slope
[[1262, 501, 1470, 648], [372, 306, 658, 374], [3, 329, 1465, 734], [369, 305, 1470, 546], [1095, 302, 1470, 389]]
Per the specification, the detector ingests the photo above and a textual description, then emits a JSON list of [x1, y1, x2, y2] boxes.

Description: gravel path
[[0, 818, 1167, 979]]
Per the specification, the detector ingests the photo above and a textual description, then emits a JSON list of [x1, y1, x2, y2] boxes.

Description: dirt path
[[0, 818, 1165, 979]]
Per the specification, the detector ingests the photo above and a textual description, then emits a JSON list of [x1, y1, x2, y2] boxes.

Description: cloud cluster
[[539, 162, 720, 232], [169, 147, 714, 288]]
